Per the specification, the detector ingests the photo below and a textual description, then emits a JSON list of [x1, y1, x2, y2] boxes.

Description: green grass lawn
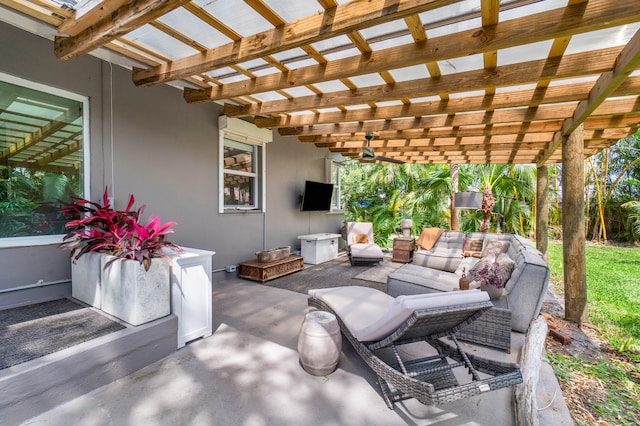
[[547, 242, 640, 355], [547, 241, 640, 425]]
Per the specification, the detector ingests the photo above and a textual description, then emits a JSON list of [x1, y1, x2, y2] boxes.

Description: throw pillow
[[468, 254, 495, 283], [494, 253, 516, 288], [354, 233, 369, 244], [416, 228, 444, 250], [462, 238, 484, 257], [481, 239, 510, 257]]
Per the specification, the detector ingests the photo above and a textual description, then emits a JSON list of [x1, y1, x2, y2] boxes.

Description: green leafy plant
[[58, 187, 181, 271]]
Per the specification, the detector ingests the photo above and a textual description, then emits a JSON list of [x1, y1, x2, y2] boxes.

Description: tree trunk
[[562, 124, 587, 324], [479, 186, 495, 233], [450, 164, 460, 231]]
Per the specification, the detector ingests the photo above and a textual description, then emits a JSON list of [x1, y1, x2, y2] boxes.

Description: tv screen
[[301, 180, 334, 211]]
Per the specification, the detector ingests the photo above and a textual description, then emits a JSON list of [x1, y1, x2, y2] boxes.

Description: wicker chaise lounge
[[307, 286, 522, 408]]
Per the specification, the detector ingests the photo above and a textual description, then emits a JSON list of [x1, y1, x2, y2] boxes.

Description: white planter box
[[71, 252, 104, 309], [168, 247, 215, 348], [101, 256, 171, 326], [297, 233, 341, 265]]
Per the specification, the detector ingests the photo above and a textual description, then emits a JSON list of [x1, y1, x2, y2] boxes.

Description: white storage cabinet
[[169, 247, 215, 348], [297, 233, 341, 265]]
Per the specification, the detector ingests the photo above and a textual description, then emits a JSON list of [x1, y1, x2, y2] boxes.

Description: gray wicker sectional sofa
[[387, 231, 550, 334]]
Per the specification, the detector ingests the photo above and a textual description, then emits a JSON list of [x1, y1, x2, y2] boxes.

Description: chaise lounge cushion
[[309, 286, 489, 342]]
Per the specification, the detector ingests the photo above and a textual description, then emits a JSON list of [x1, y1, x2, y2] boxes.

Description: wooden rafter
[[132, 0, 460, 87], [54, 0, 191, 60]]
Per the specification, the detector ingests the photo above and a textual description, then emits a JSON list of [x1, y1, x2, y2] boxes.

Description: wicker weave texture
[[456, 306, 512, 352]]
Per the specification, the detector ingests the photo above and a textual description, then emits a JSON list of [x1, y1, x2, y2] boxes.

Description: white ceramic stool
[[297, 310, 342, 376]]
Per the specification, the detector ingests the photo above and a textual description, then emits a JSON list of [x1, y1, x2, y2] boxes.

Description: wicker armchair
[[307, 287, 522, 408]]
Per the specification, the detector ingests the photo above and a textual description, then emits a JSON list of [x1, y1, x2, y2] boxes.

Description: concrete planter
[[71, 252, 104, 309], [101, 256, 171, 326]]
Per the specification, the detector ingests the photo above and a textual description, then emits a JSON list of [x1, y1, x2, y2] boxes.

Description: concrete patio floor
[[24, 274, 574, 426]]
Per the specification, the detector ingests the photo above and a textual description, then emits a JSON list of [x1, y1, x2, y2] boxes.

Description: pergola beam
[[537, 29, 640, 165], [54, 0, 191, 60], [185, 0, 637, 102], [132, 0, 459, 87], [57, 0, 131, 36], [299, 126, 627, 147]]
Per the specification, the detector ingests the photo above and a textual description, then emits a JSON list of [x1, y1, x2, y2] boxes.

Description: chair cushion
[[310, 286, 489, 342], [350, 243, 384, 259]]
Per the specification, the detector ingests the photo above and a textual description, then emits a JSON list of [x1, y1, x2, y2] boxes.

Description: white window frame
[[218, 116, 271, 213], [0, 72, 90, 248], [325, 157, 345, 213]]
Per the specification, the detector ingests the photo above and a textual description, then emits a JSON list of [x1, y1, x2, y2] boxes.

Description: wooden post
[[562, 124, 587, 323], [536, 164, 550, 262]]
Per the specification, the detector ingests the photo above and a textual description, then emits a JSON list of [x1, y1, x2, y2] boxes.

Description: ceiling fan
[[361, 132, 405, 164]]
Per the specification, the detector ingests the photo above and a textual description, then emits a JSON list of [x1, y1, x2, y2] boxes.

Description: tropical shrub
[[58, 187, 181, 271]]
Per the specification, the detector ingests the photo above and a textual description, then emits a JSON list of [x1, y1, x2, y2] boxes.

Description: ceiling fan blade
[[362, 146, 376, 159], [375, 156, 405, 164]]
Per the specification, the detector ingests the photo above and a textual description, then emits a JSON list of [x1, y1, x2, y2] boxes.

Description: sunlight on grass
[[547, 242, 640, 358]]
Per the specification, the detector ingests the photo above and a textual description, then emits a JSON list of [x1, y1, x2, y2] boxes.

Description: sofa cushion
[[413, 248, 464, 272], [455, 256, 481, 277], [387, 263, 458, 297]]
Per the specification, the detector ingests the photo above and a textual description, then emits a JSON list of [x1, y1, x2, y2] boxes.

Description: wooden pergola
[[2, 0, 640, 322]]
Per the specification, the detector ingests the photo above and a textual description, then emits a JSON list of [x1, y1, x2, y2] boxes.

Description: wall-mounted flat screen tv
[[301, 180, 334, 211]]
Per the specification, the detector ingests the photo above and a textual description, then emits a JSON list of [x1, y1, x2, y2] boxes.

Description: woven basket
[[256, 246, 290, 263]]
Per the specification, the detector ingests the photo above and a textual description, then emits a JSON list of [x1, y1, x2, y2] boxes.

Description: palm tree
[[471, 164, 536, 234]]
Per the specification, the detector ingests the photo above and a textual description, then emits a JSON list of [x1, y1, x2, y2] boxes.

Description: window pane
[[330, 162, 342, 210], [223, 174, 255, 207], [224, 138, 254, 173], [0, 80, 84, 238]]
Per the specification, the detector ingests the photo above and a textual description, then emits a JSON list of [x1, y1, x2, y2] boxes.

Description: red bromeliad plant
[[58, 187, 181, 271]]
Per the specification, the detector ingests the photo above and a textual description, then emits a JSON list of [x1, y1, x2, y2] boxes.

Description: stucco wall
[[0, 21, 344, 302]]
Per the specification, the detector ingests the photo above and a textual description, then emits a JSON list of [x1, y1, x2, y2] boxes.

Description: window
[[326, 157, 345, 212], [219, 116, 271, 212], [0, 73, 89, 245], [222, 138, 260, 209]]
